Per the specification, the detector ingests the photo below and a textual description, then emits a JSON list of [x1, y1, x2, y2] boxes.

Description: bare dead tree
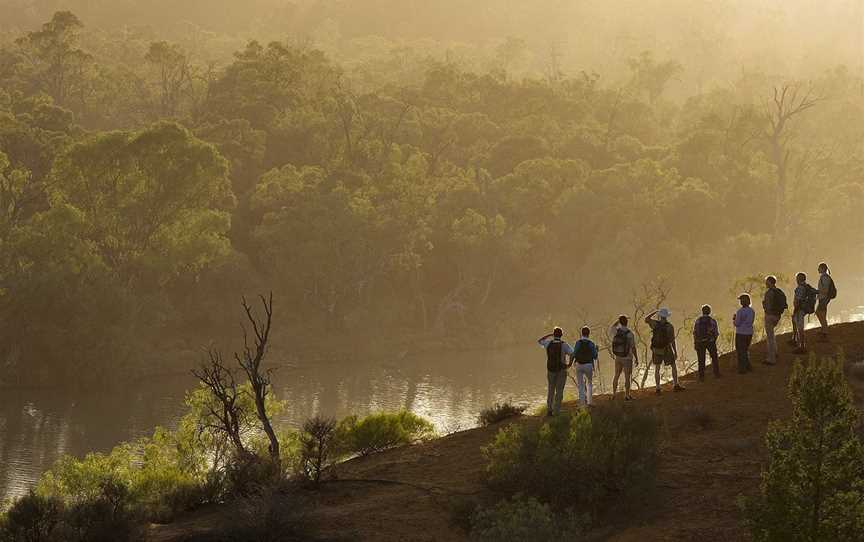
[[235, 293, 280, 463], [630, 279, 670, 389], [763, 83, 822, 235], [192, 349, 250, 459]]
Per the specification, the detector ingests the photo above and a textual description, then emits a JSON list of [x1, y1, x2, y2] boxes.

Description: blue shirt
[[734, 306, 756, 335], [571, 338, 598, 363]]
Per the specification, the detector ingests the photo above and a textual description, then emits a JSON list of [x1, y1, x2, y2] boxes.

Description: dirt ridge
[[148, 321, 864, 542]]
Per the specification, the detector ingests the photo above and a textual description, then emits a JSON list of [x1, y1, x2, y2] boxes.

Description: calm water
[[0, 343, 627, 501]]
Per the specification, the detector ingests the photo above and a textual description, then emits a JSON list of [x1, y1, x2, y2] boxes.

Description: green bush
[[60, 489, 141, 542], [470, 495, 585, 542], [35, 426, 209, 523], [0, 491, 63, 542], [478, 402, 526, 427], [0, 487, 142, 542], [226, 489, 311, 542], [483, 404, 657, 516], [224, 455, 283, 498], [740, 355, 864, 542], [299, 416, 343, 483], [337, 410, 436, 457]]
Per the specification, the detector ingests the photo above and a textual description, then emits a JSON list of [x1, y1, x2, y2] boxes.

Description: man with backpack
[[538, 327, 574, 416], [693, 305, 720, 381], [610, 315, 638, 401], [733, 294, 756, 373], [571, 326, 599, 407], [645, 308, 684, 394], [792, 272, 818, 354], [762, 275, 787, 365], [815, 262, 836, 341]]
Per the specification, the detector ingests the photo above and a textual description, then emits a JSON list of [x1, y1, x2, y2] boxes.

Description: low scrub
[[0, 488, 142, 542], [478, 402, 526, 426], [226, 489, 311, 542], [337, 410, 436, 457], [740, 355, 864, 541], [483, 404, 657, 517], [0, 491, 63, 542], [298, 416, 341, 484], [470, 494, 585, 542]]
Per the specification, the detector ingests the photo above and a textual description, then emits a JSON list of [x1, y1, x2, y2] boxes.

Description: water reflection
[[1, 344, 618, 501]]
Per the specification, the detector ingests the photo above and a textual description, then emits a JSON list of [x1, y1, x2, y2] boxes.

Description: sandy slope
[[148, 321, 864, 542]]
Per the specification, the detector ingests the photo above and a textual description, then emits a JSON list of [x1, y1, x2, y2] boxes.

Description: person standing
[[538, 327, 574, 416], [792, 272, 818, 354], [733, 294, 756, 373], [645, 308, 684, 394], [815, 262, 836, 342], [693, 304, 720, 381], [571, 326, 599, 407], [610, 315, 638, 400], [762, 275, 787, 365]]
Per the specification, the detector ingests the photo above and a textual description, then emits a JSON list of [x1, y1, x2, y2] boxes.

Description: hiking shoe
[[673, 384, 686, 392], [655, 388, 662, 395], [624, 396, 633, 401]]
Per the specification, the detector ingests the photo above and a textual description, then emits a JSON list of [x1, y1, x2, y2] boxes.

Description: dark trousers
[[695, 340, 720, 379], [736, 333, 753, 373]]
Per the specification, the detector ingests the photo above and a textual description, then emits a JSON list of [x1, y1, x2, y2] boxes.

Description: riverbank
[[145, 321, 864, 541]]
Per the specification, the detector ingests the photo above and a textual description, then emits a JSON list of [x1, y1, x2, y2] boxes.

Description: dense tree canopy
[[0, 7, 862, 385]]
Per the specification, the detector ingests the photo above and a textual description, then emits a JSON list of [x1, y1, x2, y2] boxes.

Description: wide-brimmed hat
[[658, 308, 671, 319]]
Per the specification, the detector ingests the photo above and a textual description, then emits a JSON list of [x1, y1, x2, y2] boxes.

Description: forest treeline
[[0, 8, 862, 385]]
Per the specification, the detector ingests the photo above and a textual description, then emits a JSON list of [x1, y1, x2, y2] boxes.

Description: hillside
[[148, 321, 864, 541]]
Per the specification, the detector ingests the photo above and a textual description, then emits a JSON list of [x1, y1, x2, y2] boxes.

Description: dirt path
[[148, 322, 864, 542]]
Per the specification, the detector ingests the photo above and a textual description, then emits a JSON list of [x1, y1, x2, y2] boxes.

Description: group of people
[[538, 262, 838, 416]]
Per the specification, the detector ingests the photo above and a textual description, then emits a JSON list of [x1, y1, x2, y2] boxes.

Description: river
[[0, 342, 633, 501]]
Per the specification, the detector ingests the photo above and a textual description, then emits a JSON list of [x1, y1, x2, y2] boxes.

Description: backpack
[[828, 276, 837, 300], [650, 320, 673, 349], [573, 339, 594, 363], [546, 340, 564, 372], [611, 328, 631, 357], [801, 285, 818, 315], [693, 316, 715, 343]]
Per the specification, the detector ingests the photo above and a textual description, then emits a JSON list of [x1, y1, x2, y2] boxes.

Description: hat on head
[[658, 308, 671, 319]]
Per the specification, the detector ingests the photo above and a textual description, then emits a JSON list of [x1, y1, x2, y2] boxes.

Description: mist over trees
[[0, 2, 862, 385]]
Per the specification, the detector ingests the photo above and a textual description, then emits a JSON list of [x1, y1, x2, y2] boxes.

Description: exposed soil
[[147, 322, 864, 542]]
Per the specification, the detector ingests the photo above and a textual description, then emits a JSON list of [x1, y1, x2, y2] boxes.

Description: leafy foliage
[[337, 410, 436, 457], [2, 7, 863, 385], [0, 491, 63, 542], [470, 494, 586, 542], [483, 405, 657, 517], [299, 416, 341, 484], [740, 355, 864, 542], [478, 402, 526, 426]]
